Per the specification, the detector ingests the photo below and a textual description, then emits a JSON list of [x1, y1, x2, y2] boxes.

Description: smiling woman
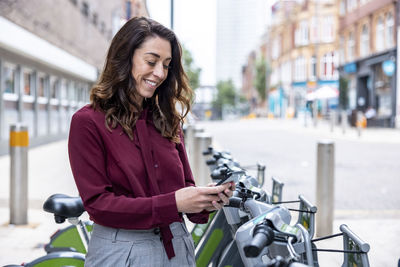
[[131, 36, 172, 100], [67, 17, 235, 267]]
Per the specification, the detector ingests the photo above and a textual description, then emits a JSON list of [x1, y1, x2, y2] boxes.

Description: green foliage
[[339, 76, 349, 110], [212, 79, 237, 118], [254, 56, 267, 101], [182, 44, 201, 90]]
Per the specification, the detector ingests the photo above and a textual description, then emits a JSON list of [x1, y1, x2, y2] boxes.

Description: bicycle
[[4, 194, 88, 266]]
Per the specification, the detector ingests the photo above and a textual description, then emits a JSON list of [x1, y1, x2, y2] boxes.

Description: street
[[198, 117, 400, 266], [0, 117, 399, 266]]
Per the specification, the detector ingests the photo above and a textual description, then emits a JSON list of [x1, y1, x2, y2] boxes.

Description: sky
[[146, 0, 272, 87], [146, 0, 216, 86]]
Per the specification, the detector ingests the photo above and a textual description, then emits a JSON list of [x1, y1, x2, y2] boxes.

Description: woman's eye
[[163, 65, 170, 70], [147, 61, 156, 66]]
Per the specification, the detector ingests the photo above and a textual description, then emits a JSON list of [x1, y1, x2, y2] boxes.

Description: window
[[60, 80, 68, 100], [272, 36, 280, 60], [347, 0, 357, 12], [340, 0, 346, 15], [299, 20, 308, 45], [360, 24, 369, 57], [282, 60, 292, 84], [376, 17, 384, 52], [309, 56, 317, 81], [38, 75, 46, 97], [310, 17, 318, 43], [320, 52, 338, 80], [295, 20, 308, 46], [3, 64, 16, 94], [23, 71, 32, 96], [295, 56, 306, 81], [50, 78, 59, 99], [347, 31, 355, 61], [386, 13, 394, 48], [321, 16, 334, 43]]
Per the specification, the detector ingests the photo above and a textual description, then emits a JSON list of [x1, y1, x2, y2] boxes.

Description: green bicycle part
[[31, 258, 84, 267], [192, 211, 216, 247], [25, 252, 85, 267], [48, 224, 92, 254], [195, 228, 224, 267]]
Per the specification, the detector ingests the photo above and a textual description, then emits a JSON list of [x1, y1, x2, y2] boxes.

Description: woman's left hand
[[205, 181, 236, 211]]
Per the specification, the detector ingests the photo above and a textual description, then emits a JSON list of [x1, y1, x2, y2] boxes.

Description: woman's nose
[[153, 63, 166, 79]]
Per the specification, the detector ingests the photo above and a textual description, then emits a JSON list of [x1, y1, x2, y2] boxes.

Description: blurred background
[[0, 0, 399, 266]]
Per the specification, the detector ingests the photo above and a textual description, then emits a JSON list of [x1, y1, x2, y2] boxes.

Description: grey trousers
[[85, 222, 196, 267]]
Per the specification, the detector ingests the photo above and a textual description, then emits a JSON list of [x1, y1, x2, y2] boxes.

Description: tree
[[182, 44, 201, 90], [339, 76, 349, 110], [212, 79, 237, 119], [254, 56, 267, 102]]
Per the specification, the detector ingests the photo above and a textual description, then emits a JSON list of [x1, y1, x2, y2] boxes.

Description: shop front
[[341, 48, 396, 127]]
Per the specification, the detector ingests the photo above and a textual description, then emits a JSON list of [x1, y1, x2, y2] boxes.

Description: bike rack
[[311, 224, 370, 267]]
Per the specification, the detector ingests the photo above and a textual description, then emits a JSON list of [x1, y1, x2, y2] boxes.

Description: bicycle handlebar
[[244, 221, 275, 257]]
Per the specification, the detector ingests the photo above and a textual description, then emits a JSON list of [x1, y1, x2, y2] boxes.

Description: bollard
[[256, 163, 266, 187], [341, 110, 347, 134], [312, 101, 318, 127], [9, 123, 29, 225], [330, 110, 336, 132], [316, 140, 335, 237], [193, 132, 212, 186], [356, 111, 364, 137], [185, 125, 204, 168]]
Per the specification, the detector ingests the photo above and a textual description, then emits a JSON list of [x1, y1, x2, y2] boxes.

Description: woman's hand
[[175, 182, 235, 213], [205, 181, 235, 211]]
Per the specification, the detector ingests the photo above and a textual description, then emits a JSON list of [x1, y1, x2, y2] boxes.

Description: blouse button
[[154, 164, 158, 168]]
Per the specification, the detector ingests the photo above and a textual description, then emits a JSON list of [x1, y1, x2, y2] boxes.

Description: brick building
[[338, 0, 397, 127], [264, 0, 339, 118], [0, 0, 148, 154]]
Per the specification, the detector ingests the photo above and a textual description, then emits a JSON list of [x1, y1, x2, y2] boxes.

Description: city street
[[0, 117, 399, 266], [198, 117, 400, 266]]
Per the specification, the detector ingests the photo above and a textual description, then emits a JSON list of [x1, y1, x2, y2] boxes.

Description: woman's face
[[131, 36, 172, 102]]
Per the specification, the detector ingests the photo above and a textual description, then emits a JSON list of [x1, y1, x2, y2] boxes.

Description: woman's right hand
[[175, 183, 232, 213]]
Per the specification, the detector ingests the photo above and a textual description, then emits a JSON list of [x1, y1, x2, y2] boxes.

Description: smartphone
[[216, 174, 236, 185]]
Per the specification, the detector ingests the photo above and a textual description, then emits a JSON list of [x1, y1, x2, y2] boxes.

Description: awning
[[306, 86, 338, 101]]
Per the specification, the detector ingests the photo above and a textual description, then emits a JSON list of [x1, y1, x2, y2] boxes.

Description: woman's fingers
[[212, 200, 223, 210]]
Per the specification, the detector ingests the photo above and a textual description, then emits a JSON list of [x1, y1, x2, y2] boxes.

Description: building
[[338, 0, 397, 127], [263, 0, 339, 118], [241, 51, 258, 113], [0, 0, 148, 154], [216, 0, 268, 88]]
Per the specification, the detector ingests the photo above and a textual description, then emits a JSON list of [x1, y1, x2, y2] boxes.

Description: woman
[[68, 17, 234, 266]]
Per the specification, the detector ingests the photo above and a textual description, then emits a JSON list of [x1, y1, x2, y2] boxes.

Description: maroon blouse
[[68, 105, 209, 259]]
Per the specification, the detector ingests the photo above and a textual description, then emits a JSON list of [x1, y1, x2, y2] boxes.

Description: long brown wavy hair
[[90, 17, 193, 143]]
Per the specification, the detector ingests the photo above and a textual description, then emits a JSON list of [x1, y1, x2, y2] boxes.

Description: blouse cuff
[[153, 191, 181, 225]]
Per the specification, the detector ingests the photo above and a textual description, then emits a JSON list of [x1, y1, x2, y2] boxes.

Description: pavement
[[0, 118, 399, 266]]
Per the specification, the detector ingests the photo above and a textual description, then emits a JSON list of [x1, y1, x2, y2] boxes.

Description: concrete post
[[313, 100, 318, 127], [330, 110, 336, 132], [316, 140, 335, 237], [341, 110, 347, 134], [356, 111, 363, 137], [9, 123, 29, 225], [186, 125, 204, 168], [193, 132, 212, 186]]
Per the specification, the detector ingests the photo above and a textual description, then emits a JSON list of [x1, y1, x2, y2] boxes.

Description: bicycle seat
[[43, 194, 85, 223]]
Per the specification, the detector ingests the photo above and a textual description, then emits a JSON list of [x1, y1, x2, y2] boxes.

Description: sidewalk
[[0, 140, 78, 266], [0, 123, 399, 266], [240, 116, 400, 144]]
